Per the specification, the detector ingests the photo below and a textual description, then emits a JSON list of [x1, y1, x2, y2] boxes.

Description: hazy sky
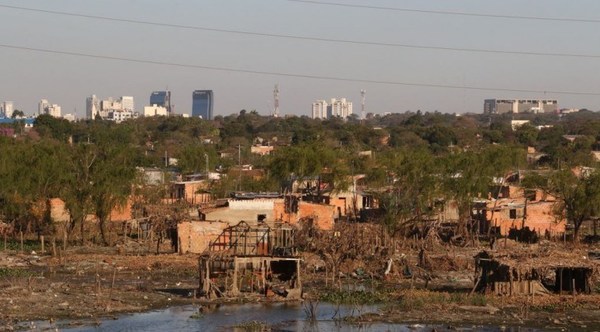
[[2, 0, 600, 118]]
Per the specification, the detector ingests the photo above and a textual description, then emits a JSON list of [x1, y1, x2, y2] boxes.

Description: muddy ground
[[1, 239, 600, 331], [0, 244, 200, 330]]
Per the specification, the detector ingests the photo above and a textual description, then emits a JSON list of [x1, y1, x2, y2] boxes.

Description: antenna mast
[[360, 89, 366, 120], [273, 84, 280, 117]]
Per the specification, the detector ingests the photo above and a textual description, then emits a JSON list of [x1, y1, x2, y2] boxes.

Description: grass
[[232, 320, 271, 332], [319, 289, 390, 305], [0, 267, 34, 278], [3, 239, 42, 252], [393, 289, 487, 311]]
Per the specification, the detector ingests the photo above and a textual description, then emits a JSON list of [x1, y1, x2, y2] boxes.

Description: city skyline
[[2, 1, 600, 118]]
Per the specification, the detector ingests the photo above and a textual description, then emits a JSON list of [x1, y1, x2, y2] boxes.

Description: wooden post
[[52, 238, 57, 257], [559, 268, 563, 295], [296, 259, 301, 289], [20, 231, 24, 253], [40, 235, 45, 254], [63, 230, 67, 251], [232, 257, 239, 295]]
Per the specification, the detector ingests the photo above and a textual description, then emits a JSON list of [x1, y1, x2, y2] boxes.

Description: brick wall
[[487, 200, 565, 236], [273, 201, 335, 230], [177, 221, 229, 254]]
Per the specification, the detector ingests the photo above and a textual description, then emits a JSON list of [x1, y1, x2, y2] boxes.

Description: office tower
[[192, 90, 213, 120], [150, 91, 172, 114]]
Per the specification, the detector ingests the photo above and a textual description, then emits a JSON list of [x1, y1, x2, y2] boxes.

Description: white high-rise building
[[39, 99, 61, 117], [39, 99, 50, 115], [86, 95, 100, 119], [144, 105, 168, 117], [121, 96, 134, 112], [329, 98, 353, 118], [311, 98, 353, 120], [2, 101, 14, 118], [312, 100, 328, 119], [87, 95, 137, 122]]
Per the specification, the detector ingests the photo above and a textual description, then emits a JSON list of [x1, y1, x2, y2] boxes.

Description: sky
[[2, 0, 600, 118]]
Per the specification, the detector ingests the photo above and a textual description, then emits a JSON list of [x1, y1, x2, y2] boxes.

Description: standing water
[[32, 303, 541, 331]]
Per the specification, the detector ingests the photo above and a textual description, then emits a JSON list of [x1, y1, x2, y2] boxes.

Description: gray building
[[484, 99, 558, 114]]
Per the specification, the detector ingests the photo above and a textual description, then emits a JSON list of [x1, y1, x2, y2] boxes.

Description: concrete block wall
[[177, 221, 229, 254]]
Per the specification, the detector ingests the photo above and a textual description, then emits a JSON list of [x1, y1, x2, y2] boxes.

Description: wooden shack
[[475, 250, 596, 296]]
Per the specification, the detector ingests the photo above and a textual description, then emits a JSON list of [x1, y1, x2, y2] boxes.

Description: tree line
[[1, 109, 600, 243]]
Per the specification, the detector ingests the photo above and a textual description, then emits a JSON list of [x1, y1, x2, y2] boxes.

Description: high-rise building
[[86, 95, 138, 122], [39, 99, 61, 117], [329, 98, 353, 118], [312, 100, 328, 119], [39, 99, 50, 115], [1, 101, 14, 118], [150, 91, 172, 114], [484, 99, 558, 114], [311, 98, 353, 120], [86, 95, 100, 119], [121, 96, 134, 112], [192, 90, 213, 119]]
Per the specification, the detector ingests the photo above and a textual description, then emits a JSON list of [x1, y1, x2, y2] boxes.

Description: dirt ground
[[0, 244, 200, 330], [1, 236, 600, 331]]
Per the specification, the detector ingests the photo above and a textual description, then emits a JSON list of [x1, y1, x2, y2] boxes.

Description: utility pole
[[238, 145, 242, 191], [204, 153, 209, 177]]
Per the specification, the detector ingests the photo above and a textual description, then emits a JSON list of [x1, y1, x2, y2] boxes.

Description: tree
[[515, 123, 538, 146], [10, 109, 24, 118], [547, 169, 600, 242], [377, 148, 440, 235], [269, 142, 349, 195], [90, 144, 137, 245], [441, 145, 525, 238]]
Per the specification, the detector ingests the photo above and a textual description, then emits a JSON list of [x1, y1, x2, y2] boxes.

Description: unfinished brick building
[[198, 221, 301, 300]]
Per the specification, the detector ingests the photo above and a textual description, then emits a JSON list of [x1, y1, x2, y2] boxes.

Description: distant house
[[170, 178, 212, 204], [250, 145, 274, 156], [477, 186, 565, 237]]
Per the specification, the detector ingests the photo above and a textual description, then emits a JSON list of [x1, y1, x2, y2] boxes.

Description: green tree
[[547, 169, 600, 242]]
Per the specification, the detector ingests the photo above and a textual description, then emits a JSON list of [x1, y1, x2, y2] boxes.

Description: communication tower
[[274, 84, 280, 117], [360, 89, 366, 120]]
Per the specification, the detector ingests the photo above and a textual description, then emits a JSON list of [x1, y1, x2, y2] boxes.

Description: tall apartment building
[[484, 99, 558, 114], [1, 101, 14, 118], [121, 96, 134, 112], [311, 98, 353, 119], [38, 99, 61, 117], [86, 95, 100, 119], [86, 95, 138, 123], [312, 100, 328, 119], [192, 90, 213, 120]]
